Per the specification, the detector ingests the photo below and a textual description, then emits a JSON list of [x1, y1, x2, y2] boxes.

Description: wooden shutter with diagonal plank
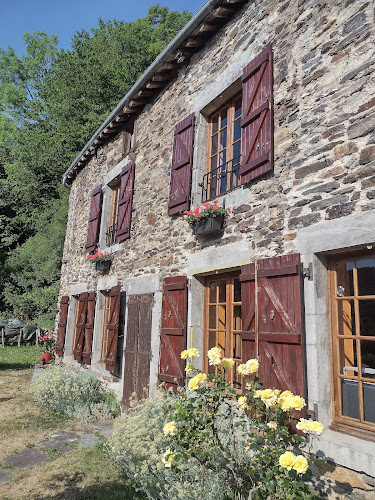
[[123, 293, 153, 408], [104, 285, 121, 372], [168, 114, 195, 215], [240, 44, 273, 184], [86, 185, 103, 252], [158, 276, 187, 391], [56, 296, 69, 356], [117, 161, 135, 242], [82, 292, 96, 364], [240, 254, 305, 398], [73, 293, 88, 361]]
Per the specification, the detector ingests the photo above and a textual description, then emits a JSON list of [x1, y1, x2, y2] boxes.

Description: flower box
[[192, 214, 224, 236], [95, 259, 112, 272]]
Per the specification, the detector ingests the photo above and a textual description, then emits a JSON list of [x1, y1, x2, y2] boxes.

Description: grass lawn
[[0, 346, 145, 499]]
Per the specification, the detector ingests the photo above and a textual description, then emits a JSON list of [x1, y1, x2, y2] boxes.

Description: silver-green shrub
[[31, 366, 120, 422], [109, 391, 228, 500]]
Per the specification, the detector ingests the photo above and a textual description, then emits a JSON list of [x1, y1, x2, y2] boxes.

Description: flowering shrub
[[182, 201, 230, 227], [109, 392, 226, 500], [162, 348, 324, 499], [86, 248, 112, 263], [40, 333, 55, 353], [31, 366, 120, 422]]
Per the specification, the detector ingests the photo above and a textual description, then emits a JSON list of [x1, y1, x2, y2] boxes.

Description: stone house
[[56, 0, 375, 483]]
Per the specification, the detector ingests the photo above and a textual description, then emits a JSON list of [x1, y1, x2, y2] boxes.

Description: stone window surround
[[191, 50, 260, 210], [296, 210, 375, 478]]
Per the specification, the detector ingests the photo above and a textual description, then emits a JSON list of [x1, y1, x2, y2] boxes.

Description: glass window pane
[[359, 301, 375, 336], [233, 118, 241, 143], [219, 149, 226, 167], [219, 280, 226, 302], [339, 338, 358, 378], [363, 381, 375, 423], [211, 134, 218, 155], [212, 116, 218, 134], [217, 332, 226, 353], [341, 378, 359, 420], [234, 100, 242, 119], [220, 108, 227, 128], [357, 259, 375, 296], [336, 262, 354, 297], [234, 278, 241, 302], [233, 305, 242, 331], [210, 155, 217, 172], [209, 282, 217, 303], [361, 340, 375, 378], [218, 304, 226, 330], [220, 128, 227, 150], [209, 306, 216, 329], [337, 300, 354, 336], [233, 141, 241, 161]]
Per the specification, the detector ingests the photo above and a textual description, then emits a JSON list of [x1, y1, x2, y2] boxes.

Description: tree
[[0, 5, 192, 326]]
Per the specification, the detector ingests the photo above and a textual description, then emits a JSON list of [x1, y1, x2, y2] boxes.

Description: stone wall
[[60, 0, 375, 295]]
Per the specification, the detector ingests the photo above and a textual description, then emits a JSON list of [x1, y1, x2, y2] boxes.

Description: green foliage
[[0, 5, 192, 323], [109, 392, 226, 500], [162, 350, 323, 500], [31, 365, 121, 422]]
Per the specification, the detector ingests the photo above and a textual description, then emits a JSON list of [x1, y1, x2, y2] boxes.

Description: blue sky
[[0, 0, 206, 55]]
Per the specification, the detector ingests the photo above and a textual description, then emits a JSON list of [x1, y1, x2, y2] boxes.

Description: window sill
[[100, 242, 122, 255], [329, 421, 375, 443]]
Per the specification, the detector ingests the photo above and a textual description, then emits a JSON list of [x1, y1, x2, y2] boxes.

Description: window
[[329, 254, 375, 432], [202, 94, 242, 201], [106, 181, 121, 246], [204, 273, 242, 388]]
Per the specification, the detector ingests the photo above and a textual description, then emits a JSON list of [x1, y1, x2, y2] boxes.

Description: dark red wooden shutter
[[82, 292, 96, 364], [123, 293, 153, 407], [104, 285, 121, 372], [55, 296, 69, 356], [73, 292, 88, 361], [158, 276, 187, 391], [240, 44, 273, 184], [240, 253, 305, 398], [168, 114, 195, 215], [117, 161, 135, 242], [85, 185, 103, 252]]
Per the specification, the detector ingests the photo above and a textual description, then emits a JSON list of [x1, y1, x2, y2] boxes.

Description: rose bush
[[162, 347, 324, 499]]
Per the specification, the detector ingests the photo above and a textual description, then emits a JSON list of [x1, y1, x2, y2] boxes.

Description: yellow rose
[[207, 347, 222, 366], [180, 348, 200, 359], [292, 455, 308, 474], [163, 421, 178, 436], [310, 421, 324, 435], [290, 395, 306, 411], [245, 358, 259, 374], [237, 363, 248, 375], [296, 418, 311, 433], [188, 372, 207, 391], [162, 449, 175, 468], [221, 358, 235, 369], [279, 451, 296, 470], [238, 396, 247, 404], [185, 364, 196, 373]]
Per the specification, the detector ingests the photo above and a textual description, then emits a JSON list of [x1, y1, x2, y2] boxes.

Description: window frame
[[205, 92, 242, 200], [105, 179, 121, 247], [203, 271, 242, 388], [101, 293, 111, 362], [328, 251, 375, 434]]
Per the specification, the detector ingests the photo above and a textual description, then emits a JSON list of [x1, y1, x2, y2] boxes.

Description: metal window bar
[[106, 222, 118, 247], [200, 155, 241, 202]]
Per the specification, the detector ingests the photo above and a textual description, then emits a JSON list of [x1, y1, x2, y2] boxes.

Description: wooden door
[[123, 293, 153, 407], [158, 276, 188, 391], [241, 253, 305, 397], [73, 292, 88, 361]]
